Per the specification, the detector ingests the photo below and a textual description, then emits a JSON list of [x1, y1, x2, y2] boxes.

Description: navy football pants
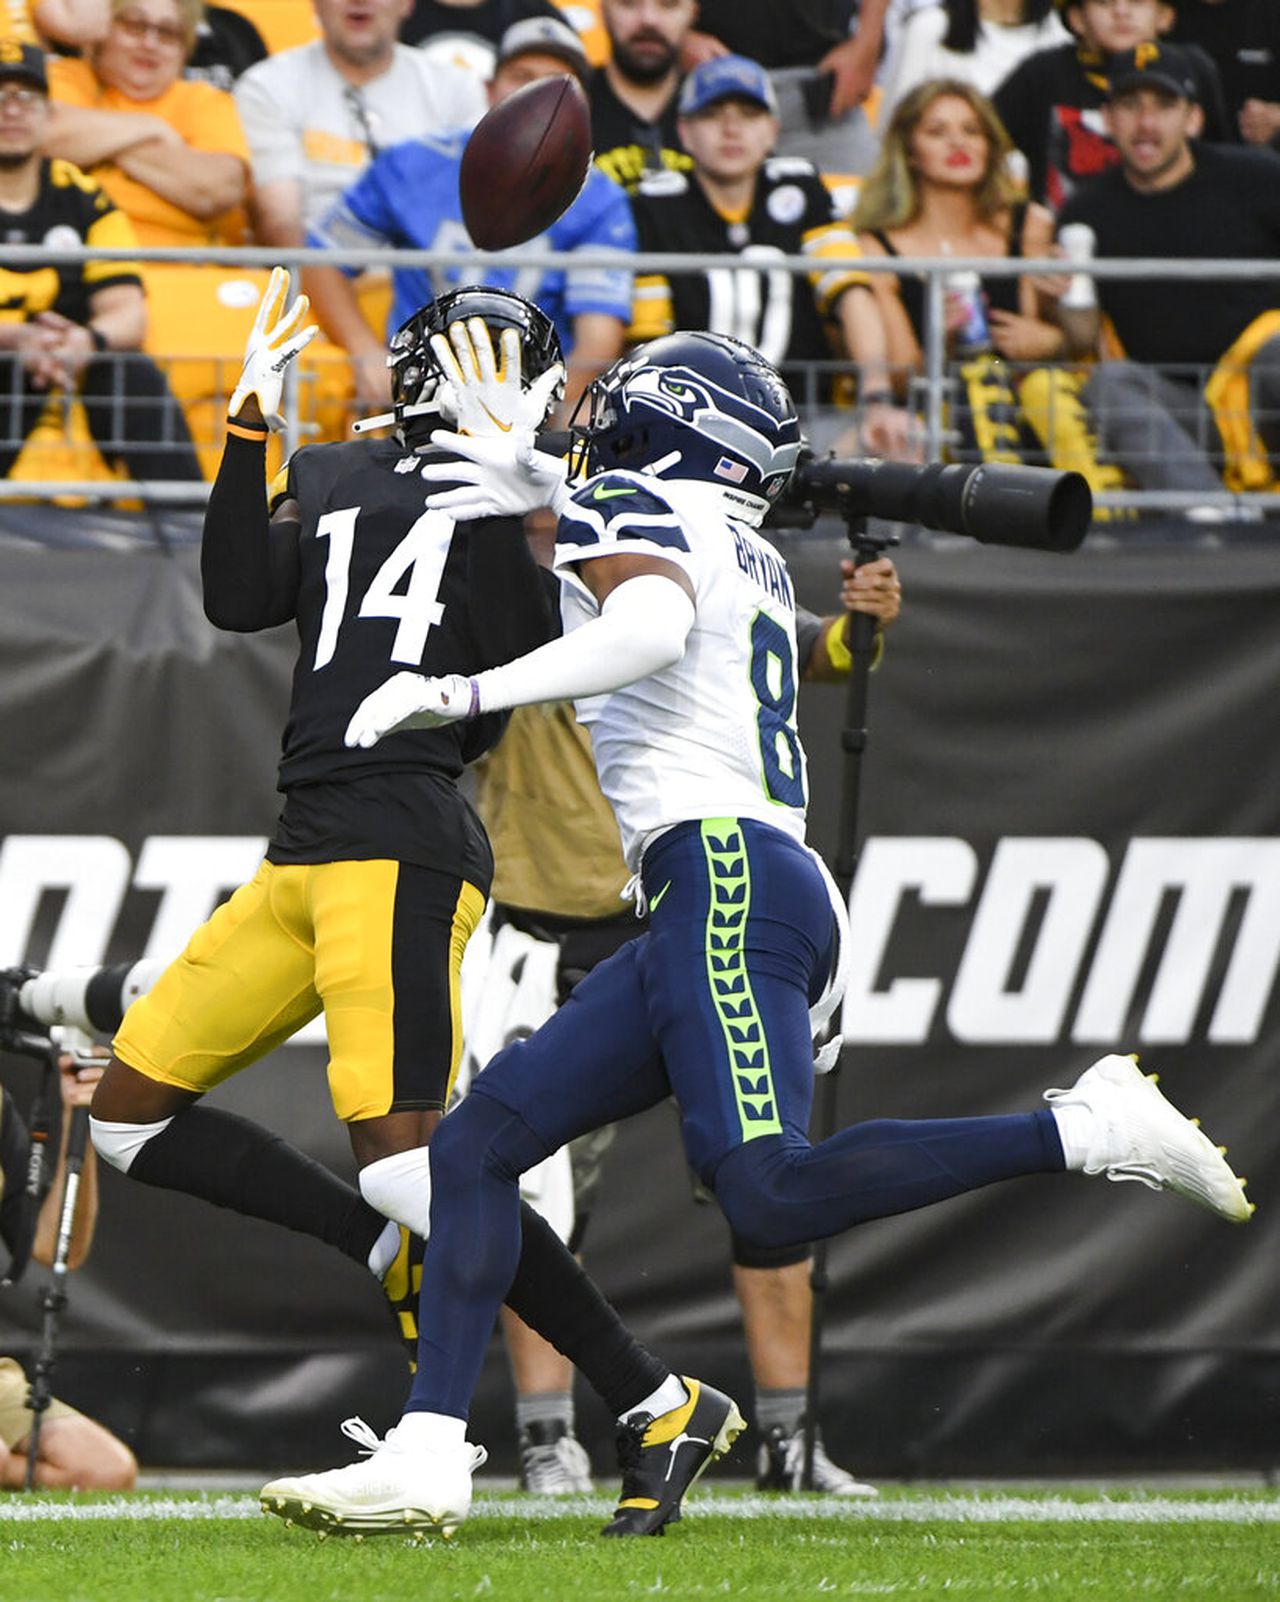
[[408, 819, 1064, 1419]]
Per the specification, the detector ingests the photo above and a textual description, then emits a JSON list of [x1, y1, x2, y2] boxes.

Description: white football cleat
[[1045, 1054, 1252, 1223], [260, 1416, 487, 1538]]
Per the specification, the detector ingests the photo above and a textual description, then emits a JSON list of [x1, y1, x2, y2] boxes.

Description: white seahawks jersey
[[553, 470, 808, 871]]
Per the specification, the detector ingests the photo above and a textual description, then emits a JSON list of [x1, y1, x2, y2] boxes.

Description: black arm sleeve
[[201, 431, 301, 632]]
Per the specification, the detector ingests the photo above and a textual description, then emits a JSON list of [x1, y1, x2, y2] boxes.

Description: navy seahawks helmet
[[577, 332, 803, 514], [386, 286, 563, 445]]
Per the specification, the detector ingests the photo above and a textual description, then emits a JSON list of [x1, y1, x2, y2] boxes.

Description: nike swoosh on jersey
[[592, 484, 636, 500], [649, 879, 673, 912]]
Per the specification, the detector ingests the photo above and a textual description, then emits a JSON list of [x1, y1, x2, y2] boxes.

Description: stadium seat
[[217, 0, 320, 54], [140, 264, 389, 472], [554, 0, 608, 67]]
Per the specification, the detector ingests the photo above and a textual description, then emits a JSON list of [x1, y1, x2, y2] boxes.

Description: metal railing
[[1, 243, 1277, 520]]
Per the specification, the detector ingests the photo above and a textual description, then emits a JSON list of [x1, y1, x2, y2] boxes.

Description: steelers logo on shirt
[[43, 225, 83, 252], [766, 185, 806, 226]]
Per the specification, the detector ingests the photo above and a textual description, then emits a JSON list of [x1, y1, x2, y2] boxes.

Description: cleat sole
[[259, 1493, 463, 1539]]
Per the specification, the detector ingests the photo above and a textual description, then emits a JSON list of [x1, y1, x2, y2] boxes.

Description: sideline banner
[[0, 517, 1276, 1474]]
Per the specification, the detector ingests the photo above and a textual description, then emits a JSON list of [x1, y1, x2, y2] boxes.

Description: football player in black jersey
[[86, 277, 723, 1520]]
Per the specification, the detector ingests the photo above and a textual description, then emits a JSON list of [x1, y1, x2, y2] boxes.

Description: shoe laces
[[340, 1416, 386, 1457], [613, 1413, 653, 1486]]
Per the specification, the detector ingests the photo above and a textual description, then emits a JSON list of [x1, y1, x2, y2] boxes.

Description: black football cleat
[[379, 1226, 424, 1371], [600, 1377, 745, 1537]]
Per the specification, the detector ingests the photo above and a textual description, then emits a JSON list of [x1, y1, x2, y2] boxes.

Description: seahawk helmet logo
[[584, 334, 802, 504]]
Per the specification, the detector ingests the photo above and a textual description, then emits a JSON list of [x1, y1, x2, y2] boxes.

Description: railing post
[[283, 251, 302, 454], [923, 265, 947, 464]]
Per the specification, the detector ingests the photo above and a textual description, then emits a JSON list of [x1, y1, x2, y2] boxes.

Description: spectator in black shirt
[[590, 0, 695, 191], [1059, 43, 1280, 500], [994, 0, 1227, 205], [1166, 0, 1280, 149]]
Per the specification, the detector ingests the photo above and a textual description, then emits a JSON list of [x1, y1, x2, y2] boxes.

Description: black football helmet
[[385, 286, 563, 445], [574, 332, 803, 519]]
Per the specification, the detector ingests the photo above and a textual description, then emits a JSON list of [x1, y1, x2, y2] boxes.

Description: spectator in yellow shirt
[[42, 0, 249, 246]]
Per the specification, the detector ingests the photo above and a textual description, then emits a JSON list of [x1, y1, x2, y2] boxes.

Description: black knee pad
[[711, 1143, 797, 1251], [729, 1230, 811, 1270]]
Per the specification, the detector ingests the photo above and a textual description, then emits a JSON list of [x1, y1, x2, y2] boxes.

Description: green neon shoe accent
[[700, 819, 781, 1143]]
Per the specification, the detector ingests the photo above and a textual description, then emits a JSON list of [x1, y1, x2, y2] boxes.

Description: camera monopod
[[778, 455, 1091, 1489], [22, 1045, 94, 1491]]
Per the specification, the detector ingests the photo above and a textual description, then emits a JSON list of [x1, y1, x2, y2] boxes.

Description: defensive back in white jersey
[[554, 470, 809, 870]]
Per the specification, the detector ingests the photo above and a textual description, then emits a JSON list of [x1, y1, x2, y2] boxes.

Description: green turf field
[[3, 1487, 1279, 1602]]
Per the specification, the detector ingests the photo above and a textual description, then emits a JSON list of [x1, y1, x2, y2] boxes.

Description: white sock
[[1051, 1103, 1096, 1171], [621, 1374, 687, 1425], [394, 1411, 467, 1450], [359, 1144, 433, 1236], [366, 1219, 401, 1279]]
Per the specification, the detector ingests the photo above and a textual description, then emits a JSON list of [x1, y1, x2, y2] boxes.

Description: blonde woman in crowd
[[853, 78, 1062, 382]]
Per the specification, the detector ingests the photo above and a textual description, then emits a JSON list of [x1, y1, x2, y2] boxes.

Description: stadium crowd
[[0, 0, 1276, 507]]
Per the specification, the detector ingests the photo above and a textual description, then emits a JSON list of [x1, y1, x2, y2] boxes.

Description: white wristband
[[473, 573, 694, 714]]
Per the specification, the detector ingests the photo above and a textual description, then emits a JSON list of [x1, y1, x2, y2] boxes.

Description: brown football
[[459, 75, 593, 251]]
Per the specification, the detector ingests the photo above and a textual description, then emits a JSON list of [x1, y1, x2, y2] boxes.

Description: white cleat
[[260, 1416, 487, 1538], [1045, 1054, 1253, 1223]]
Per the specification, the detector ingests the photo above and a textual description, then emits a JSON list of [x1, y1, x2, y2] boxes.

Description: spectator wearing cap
[[307, 16, 635, 409], [994, 0, 1228, 206], [232, 0, 485, 251], [1059, 43, 1280, 502], [1167, 0, 1280, 150], [678, 0, 890, 172], [629, 54, 913, 457], [0, 41, 202, 482], [41, 0, 250, 248], [589, 0, 698, 192]]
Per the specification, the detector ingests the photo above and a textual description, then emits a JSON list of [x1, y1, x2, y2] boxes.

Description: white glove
[[429, 317, 565, 438], [344, 671, 477, 749], [419, 427, 572, 520], [227, 266, 319, 431]]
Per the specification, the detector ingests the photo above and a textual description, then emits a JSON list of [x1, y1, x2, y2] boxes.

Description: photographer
[[1, 1054, 137, 1491]]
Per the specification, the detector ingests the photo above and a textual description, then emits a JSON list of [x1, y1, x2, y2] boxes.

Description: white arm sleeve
[[471, 573, 695, 715]]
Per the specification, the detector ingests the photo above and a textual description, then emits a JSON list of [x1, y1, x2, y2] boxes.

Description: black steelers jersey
[[629, 158, 868, 379], [266, 435, 555, 792], [588, 73, 690, 194], [0, 159, 140, 328]]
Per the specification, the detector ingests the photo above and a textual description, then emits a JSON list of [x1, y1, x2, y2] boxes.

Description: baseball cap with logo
[[0, 39, 48, 92], [494, 16, 590, 85], [1106, 42, 1200, 101], [677, 55, 778, 119]]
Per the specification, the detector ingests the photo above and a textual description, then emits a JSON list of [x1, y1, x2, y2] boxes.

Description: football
[[459, 75, 593, 251]]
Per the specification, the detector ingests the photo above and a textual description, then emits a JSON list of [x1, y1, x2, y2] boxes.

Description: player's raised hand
[[420, 428, 571, 520], [430, 317, 565, 438], [228, 266, 319, 431], [344, 671, 477, 749]]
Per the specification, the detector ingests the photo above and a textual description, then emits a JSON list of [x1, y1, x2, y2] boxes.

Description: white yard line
[[1, 1493, 1278, 1524]]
